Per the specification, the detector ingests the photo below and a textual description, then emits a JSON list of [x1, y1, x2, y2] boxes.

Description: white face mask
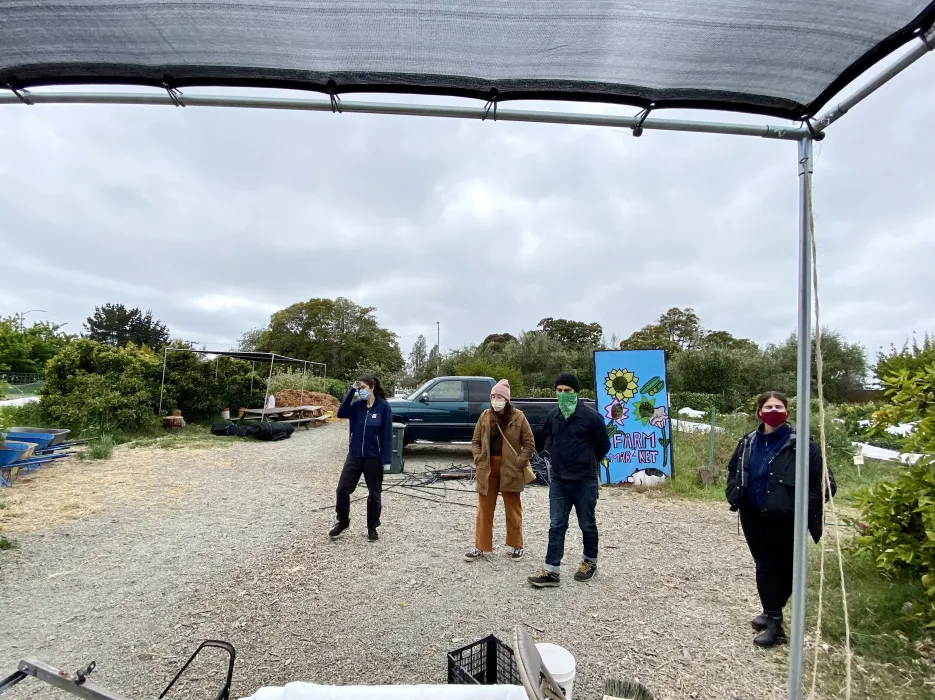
[[491, 398, 507, 412]]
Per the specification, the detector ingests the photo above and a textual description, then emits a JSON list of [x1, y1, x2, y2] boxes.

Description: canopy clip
[[327, 80, 342, 113], [74, 661, 96, 685], [917, 27, 935, 51], [7, 85, 33, 105], [482, 89, 499, 121], [803, 118, 825, 142], [631, 103, 654, 137], [162, 82, 185, 107]]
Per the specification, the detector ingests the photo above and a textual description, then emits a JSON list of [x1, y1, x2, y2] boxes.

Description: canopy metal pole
[[262, 356, 275, 420], [788, 136, 814, 700], [301, 361, 308, 394], [215, 356, 219, 380], [815, 26, 935, 132], [157, 347, 168, 415], [250, 362, 255, 394], [0, 91, 810, 141]]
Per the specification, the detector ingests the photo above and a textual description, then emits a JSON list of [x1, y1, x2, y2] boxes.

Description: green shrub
[[854, 346, 935, 627], [266, 369, 348, 400], [41, 340, 162, 435], [523, 386, 595, 399], [0, 401, 48, 431], [670, 391, 729, 415]]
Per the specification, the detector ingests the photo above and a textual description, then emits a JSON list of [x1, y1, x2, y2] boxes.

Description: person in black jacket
[[528, 372, 612, 588], [330, 375, 394, 542], [725, 390, 831, 647]]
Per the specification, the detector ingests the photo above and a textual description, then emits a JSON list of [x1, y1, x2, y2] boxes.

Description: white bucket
[[221, 408, 231, 420], [535, 643, 576, 700]]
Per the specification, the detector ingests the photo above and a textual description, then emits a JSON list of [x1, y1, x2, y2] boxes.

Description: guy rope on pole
[[805, 149, 853, 700]]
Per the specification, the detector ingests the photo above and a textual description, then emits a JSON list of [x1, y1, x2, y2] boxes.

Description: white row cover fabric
[[240, 682, 528, 700], [1, 1, 934, 120]]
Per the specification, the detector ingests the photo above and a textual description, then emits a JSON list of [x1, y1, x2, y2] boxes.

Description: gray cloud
[[1, 57, 933, 368]]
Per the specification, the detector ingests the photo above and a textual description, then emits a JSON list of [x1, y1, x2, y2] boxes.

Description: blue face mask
[[358, 389, 371, 401]]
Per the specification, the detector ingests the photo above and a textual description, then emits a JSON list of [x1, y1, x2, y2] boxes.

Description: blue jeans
[[544, 476, 599, 572]]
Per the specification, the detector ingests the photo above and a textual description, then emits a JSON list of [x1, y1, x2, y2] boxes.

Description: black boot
[[752, 611, 769, 631], [753, 614, 787, 647]]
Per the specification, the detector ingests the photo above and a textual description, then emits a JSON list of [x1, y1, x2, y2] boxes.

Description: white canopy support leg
[[262, 356, 274, 420], [157, 347, 168, 416], [788, 136, 814, 700]]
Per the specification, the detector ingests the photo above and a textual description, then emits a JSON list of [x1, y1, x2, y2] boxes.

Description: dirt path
[[0, 425, 796, 700]]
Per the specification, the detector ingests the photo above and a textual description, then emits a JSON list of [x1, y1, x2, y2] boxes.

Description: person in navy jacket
[[330, 375, 394, 542]]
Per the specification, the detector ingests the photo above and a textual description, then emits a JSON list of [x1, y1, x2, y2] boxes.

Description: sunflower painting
[[604, 368, 638, 402]]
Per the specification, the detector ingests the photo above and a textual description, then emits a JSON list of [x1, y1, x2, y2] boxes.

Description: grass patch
[[805, 545, 934, 699], [0, 533, 15, 551], [665, 417, 750, 500], [79, 434, 115, 461], [127, 423, 236, 450]]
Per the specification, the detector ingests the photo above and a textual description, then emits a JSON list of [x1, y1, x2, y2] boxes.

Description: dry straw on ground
[[0, 446, 231, 534]]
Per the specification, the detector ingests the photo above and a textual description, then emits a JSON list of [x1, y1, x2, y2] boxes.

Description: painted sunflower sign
[[593, 349, 672, 485]]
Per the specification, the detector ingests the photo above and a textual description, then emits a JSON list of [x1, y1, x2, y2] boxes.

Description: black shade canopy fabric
[[2, 1, 933, 120]]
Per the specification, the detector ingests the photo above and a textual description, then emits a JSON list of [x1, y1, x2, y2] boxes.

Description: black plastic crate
[[447, 635, 520, 685]]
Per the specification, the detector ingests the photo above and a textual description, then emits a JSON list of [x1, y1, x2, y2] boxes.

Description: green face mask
[[557, 392, 578, 418]]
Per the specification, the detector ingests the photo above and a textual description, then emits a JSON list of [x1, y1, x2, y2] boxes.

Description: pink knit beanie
[[491, 379, 511, 401]]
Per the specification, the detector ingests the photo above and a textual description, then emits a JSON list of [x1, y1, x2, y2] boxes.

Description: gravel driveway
[[0, 424, 796, 700]]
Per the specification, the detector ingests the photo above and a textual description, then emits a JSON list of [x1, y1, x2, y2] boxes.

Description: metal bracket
[[0, 660, 128, 700], [631, 103, 654, 137], [0, 641, 236, 700]]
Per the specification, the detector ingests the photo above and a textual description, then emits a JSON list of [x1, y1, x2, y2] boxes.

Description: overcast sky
[[1, 53, 933, 366]]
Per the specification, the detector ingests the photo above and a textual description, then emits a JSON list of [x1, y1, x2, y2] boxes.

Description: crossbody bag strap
[[495, 420, 520, 457]]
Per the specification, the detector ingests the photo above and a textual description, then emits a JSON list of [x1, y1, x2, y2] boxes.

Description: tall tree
[[409, 334, 428, 375], [619, 323, 678, 355], [702, 330, 759, 352], [0, 317, 71, 374], [84, 304, 169, 349], [537, 317, 603, 347], [657, 307, 704, 351], [259, 297, 404, 381], [480, 333, 518, 354], [619, 308, 703, 355], [765, 329, 868, 403], [423, 344, 442, 382], [238, 327, 268, 352]]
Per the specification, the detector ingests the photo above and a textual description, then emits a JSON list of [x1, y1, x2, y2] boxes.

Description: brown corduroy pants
[[475, 455, 524, 551]]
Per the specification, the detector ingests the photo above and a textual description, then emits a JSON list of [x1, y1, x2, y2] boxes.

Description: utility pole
[[436, 321, 441, 376]]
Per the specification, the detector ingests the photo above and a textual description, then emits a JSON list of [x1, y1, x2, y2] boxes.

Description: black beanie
[[554, 373, 581, 393]]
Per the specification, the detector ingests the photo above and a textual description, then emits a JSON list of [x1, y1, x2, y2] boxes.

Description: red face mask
[[759, 409, 788, 428]]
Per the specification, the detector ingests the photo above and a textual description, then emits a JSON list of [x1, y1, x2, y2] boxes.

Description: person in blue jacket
[[330, 375, 394, 542]]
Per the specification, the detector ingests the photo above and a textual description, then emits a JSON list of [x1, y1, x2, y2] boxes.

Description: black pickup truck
[[388, 376, 596, 451]]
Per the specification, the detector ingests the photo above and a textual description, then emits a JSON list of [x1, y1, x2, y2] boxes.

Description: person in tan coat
[[465, 379, 535, 562]]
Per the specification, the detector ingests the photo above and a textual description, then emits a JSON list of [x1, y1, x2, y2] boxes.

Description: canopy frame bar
[[0, 90, 809, 140], [156, 347, 326, 417], [815, 25, 935, 131]]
